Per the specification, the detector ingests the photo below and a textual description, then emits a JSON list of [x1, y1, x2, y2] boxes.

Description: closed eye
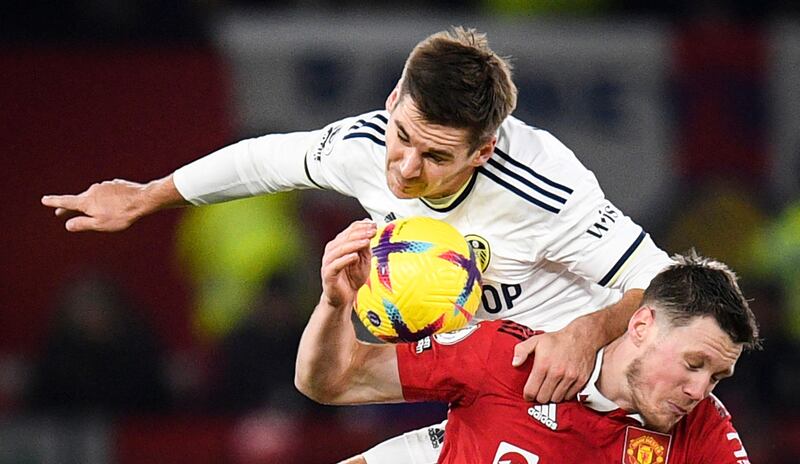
[[686, 362, 702, 371], [424, 153, 445, 164]]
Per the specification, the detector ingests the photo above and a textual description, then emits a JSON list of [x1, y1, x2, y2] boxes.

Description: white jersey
[[174, 110, 673, 331]]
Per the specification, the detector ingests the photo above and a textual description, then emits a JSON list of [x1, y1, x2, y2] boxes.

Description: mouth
[[667, 401, 688, 416], [390, 172, 422, 194]]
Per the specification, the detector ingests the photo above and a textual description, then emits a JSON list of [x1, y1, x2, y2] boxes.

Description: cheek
[[649, 367, 689, 398], [385, 143, 401, 165], [432, 163, 462, 180], [638, 356, 678, 393]]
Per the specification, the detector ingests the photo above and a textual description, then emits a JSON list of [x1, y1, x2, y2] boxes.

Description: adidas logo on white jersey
[[528, 403, 558, 430]]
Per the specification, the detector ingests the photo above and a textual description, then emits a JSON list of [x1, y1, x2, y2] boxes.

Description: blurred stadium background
[[2, 1, 799, 462]]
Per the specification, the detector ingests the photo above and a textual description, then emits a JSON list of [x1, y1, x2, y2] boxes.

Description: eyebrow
[[685, 352, 735, 378], [396, 121, 457, 160]]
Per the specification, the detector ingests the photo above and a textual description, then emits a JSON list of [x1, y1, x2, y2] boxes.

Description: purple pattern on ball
[[379, 298, 445, 343], [372, 223, 434, 291], [438, 247, 481, 320]]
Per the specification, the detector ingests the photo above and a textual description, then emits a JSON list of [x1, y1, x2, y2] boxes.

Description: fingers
[[320, 220, 377, 308], [323, 222, 375, 263], [324, 240, 370, 274], [512, 336, 536, 367], [65, 216, 98, 232], [565, 376, 588, 401], [329, 219, 375, 247], [322, 220, 376, 274], [513, 338, 547, 402], [519, 345, 595, 403], [41, 194, 80, 211], [516, 333, 584, 403], [523, 361, 547, 403], [549, 375, 576, 403], [325, 252, 362, 280], [55, 208, 80, 219], [525, 360, 579, 403]]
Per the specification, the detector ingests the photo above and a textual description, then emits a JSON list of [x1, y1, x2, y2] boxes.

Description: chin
[[388, 183, 423, 199], [389, 188, 417, 199], [643, 414, 680, 433]]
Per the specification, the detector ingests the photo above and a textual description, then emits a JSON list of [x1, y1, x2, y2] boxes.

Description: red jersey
[[397, 320, 751, 464]]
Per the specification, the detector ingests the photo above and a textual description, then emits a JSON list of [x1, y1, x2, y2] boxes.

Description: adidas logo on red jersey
[[528, 403, 558, 430]]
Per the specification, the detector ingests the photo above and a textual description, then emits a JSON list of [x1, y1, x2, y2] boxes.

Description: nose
[[398, 149, 422, 179], [683, 375, 713, 402]]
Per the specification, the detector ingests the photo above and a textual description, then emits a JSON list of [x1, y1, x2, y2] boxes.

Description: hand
[[41, 179, 147, 232], [320, 219, 376, 309], [512, 316, 600, 403]]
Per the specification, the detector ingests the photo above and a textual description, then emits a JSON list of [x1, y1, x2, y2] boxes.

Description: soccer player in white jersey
[[42, 27, 674, 462]]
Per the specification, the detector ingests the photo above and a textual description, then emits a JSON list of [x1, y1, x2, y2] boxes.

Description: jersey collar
[[579, 348, 645, 425], [419, 171, 478, 212]]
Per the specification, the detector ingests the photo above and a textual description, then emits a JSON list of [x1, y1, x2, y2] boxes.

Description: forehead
[[660, 316, 742, 367], [392, 97, 472, 149]]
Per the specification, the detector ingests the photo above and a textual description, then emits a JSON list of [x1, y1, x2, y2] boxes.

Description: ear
[[628, 306, 656, 347], [470, 136, 497, 167], [385, 86, 400, 112]]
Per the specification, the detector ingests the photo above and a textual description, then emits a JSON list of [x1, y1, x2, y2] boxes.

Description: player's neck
[[596, 337, 637, 412]]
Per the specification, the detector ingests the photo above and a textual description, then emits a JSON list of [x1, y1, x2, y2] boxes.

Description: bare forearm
[[576, 289, 644, 347], [297, 219, 402, 405], [295, 295, 402, 405], [295, 296, 360, 403]]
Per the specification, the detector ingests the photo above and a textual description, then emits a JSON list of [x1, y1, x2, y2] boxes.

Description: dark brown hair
[[643, 251, 761, 350], [400, 27, 517, 152]]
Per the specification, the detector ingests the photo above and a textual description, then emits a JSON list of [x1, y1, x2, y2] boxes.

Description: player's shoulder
[[475, 320, 543, 390], [463, 320, 542, 353], [337, 109, 389, 149], [696, 393, 732, 420], [431, 320, 539, 349], [496, 116, 590, 177], [309, 110, 387, 168], [490, 319, 542, 344], [682, 393, 733, 432], [482, 116, 602, 217]]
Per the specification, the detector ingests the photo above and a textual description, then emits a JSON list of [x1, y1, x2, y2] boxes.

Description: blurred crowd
[[3, 0, 800, 44]]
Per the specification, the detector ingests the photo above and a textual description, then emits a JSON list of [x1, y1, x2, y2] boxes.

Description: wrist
[[140, 175, 186, 216], [319, 292, 354, 315]]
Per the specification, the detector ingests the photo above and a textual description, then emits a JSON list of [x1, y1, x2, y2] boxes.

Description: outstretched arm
[[295, 219, 403, 405], [41, 175, 187, 232], [41, 123, 340, 233]]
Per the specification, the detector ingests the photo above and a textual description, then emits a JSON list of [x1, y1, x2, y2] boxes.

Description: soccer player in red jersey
[[296, 220, 759, 463]]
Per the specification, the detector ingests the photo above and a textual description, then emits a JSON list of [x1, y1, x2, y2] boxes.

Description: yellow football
[[354, 216, 482, 342]]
